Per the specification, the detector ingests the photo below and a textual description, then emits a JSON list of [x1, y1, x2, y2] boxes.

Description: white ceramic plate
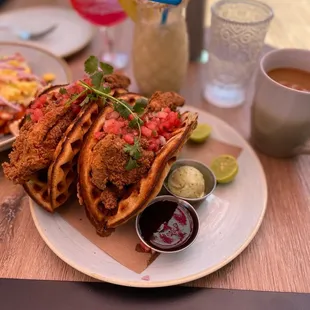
[[30, 106, 267, 288], [0, 42, 72, 152], [0, 6, 95, 58]]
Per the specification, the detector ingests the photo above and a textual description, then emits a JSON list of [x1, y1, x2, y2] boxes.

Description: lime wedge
[[118, 0, 137, 22], [210, 155, 239, 184], [189, 123, 212, 143]]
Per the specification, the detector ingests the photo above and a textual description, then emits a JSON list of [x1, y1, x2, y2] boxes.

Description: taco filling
[[89, 91, 185, 211], [3, 73, 130, 185]]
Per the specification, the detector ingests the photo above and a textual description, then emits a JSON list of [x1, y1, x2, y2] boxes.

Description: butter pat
[[167, 166, 205, 199]]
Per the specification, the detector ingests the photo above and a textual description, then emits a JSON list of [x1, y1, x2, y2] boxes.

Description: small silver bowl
[[163, 159, 217, 203], [135, 195, 200, 254]]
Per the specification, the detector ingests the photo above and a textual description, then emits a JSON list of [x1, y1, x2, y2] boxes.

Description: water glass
[[204, 0, 273, 108]]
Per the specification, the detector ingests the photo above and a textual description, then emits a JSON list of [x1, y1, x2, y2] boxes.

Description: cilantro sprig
[[79, 55, 148, 170], [65, 90, 88, 107], [123, 138, 141, 171]]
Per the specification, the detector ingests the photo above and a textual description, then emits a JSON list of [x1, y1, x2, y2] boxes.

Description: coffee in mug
[[251, 49, 310, 158]]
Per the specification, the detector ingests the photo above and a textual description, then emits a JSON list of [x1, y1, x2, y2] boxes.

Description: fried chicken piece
[[91, 134, 155, 192], [100, 186, 119, 210], [147, 91, 185, 112], [104, 73, 131, 90], [2, 102, 76, 184]]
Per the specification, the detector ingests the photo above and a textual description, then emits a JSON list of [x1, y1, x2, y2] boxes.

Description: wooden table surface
[[0, 0, 310, 294]]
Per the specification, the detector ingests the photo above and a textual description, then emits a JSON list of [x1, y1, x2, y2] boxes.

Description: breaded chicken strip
[[3, 103, 76, 184], [105, 73, 131, 90], [91, 134, 154, 209], [147, 91, 185, 112]]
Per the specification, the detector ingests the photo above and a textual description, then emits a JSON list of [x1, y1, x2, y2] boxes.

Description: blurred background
[[207, 0, 310, 50], [0, 0, 309, 50]]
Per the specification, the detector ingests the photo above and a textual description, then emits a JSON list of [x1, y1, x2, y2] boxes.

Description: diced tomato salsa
[[95, 107, 182, 152], [26, 80, 88, 123]]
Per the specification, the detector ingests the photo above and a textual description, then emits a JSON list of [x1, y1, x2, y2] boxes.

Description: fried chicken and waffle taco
[[3, 70, 131, 212], [78, 91, 198, 236]]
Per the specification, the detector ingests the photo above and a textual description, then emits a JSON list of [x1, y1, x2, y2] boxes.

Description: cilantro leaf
[[133, 98, 148, 115], [99, 62, 113, 75], [65, 91, 86, 107], [129, 117, 144, 129], [25, 114, 31, 121], [85, 56, 99, 75], [123, 143, 136, 158], [59, 87, 67, 95], [65, 101, 71, 107], [88, 92, 98, 101], [91, 71, 104, 89], [80, 96, 89, 107], [125, 157, 139, 171], [98, 86, 111, 94], [124, 138, 141, 160], [113, 100, 133, 119]]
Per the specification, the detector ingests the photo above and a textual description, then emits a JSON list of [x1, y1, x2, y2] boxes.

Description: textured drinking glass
[[132, 1, 189, 97], [204, 0, 273, 108]]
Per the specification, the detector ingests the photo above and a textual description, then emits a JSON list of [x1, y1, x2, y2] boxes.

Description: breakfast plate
[[0, 6, 95, 58], [30, 106, 267, 288], [0, 42, 72, 152]]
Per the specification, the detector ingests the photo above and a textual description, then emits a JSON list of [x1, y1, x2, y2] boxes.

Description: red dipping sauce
[[136, 196, 200, 253]]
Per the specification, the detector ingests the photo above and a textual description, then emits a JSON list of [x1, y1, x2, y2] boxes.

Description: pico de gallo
[[94, 105, 182, 153]]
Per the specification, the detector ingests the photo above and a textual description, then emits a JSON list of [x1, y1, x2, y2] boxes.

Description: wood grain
[[0, 0, 310, 293]]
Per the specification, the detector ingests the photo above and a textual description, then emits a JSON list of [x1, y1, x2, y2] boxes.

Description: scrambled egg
[[43, 73, 56, 82], [0, 54, 56, 107], [0, 81, 39, 105]]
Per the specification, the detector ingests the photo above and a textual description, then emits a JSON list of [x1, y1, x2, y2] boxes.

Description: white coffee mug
[[251, 48, 310, 158]]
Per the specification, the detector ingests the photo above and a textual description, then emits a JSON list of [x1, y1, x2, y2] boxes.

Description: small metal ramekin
[[135, 195, 200, 254], [163, 159, 217, 203]]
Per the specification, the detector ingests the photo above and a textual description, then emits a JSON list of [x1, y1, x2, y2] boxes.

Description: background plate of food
[[0, 41, 71, 152]]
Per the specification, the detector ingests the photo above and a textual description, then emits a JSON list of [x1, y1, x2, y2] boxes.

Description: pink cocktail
[[71, 0, 128, 69]]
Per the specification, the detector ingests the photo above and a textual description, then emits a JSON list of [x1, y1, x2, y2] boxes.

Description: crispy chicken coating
[[100, 187, 119, 211], [2, 102, 76, 184], [104, 73, 131, 90], [147, 91, 185, 112], [3, 73, 131, 187], [91, 134, 154, 209]]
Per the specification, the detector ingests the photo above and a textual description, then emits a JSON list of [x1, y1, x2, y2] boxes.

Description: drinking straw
[[161, 8, 169, 24], [152, 0, 182, 4]]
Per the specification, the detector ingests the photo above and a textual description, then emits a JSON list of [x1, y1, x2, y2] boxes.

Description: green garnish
[[123, 138, 141, 160], [129, 117, 144, 129], [59, 87, 67, 95], [113, 100, 133, 119], [91, 71, 104, 90], [65, 90, 87, 107], [99, 62, 113, 75], [79, 96, 90, 107], [80, 55, 147, 170], [84, 55, 99, 75], [133, 98, 148, 115], [124, 138, 142, 170], [125, 157, 139, 171]]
